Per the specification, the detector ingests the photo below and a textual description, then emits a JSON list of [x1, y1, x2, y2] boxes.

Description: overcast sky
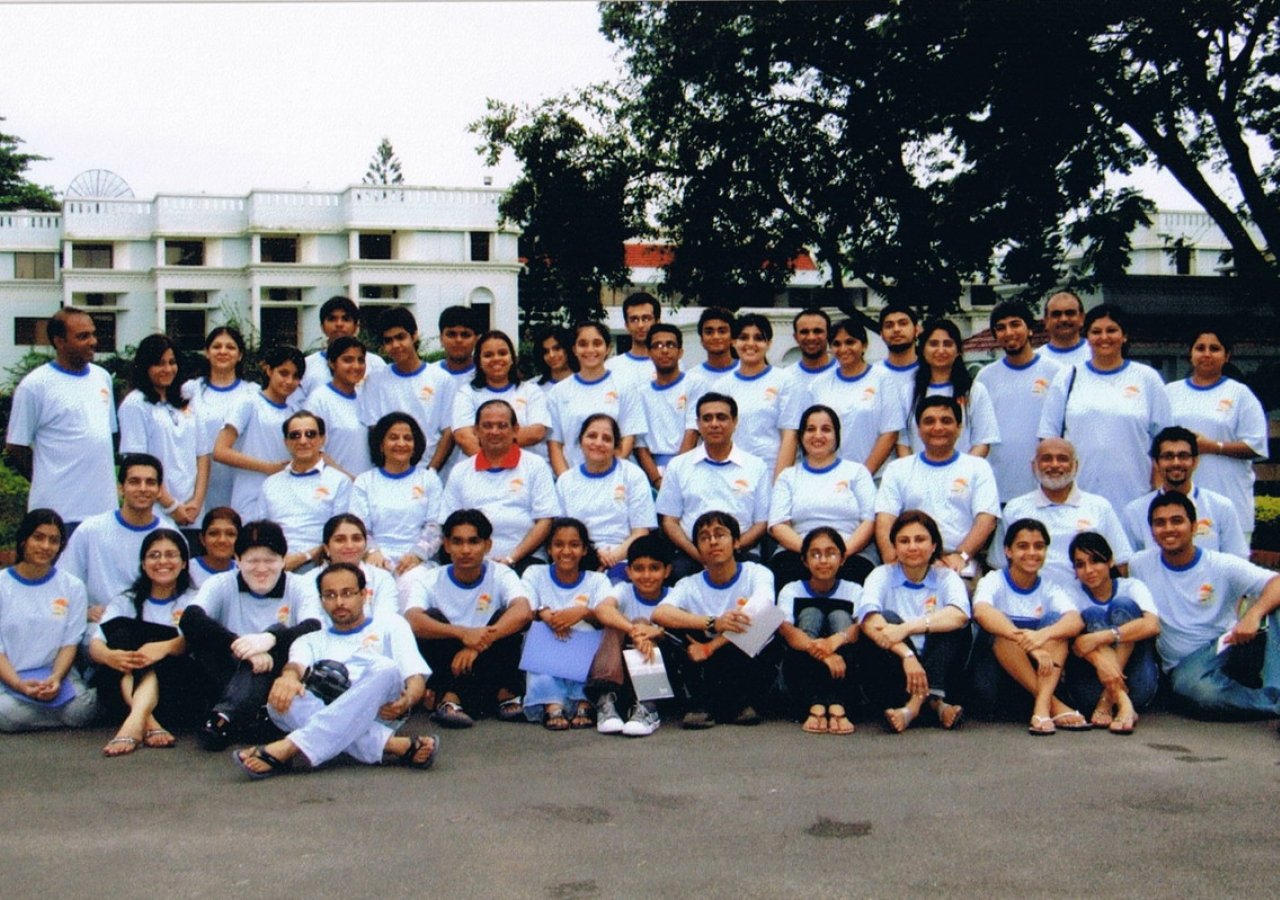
[[2, 1, 1214, 211]]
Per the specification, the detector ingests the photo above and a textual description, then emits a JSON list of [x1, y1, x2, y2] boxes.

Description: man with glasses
[[634, 323, 688, 490], [608, 292, 662, 392], [262, 411, 353, 572], [1122, 426, 1247, 557], [1039, 291, 1091, 366]]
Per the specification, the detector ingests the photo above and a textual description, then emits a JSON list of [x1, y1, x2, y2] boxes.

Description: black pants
[[416, 609, 526, 716], [781, 644, 862, 714], [659, 629, 783, 721], [94, 618, 209, 728], [856, 611, 971, 709]]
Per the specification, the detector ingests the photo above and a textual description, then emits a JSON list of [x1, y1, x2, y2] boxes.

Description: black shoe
[[733, 706, 762, 726], [199, 713, 234, 751]]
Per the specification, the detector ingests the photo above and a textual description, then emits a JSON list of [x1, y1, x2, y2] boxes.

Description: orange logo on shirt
[[733, 479, 750, 494], [861, 387, 877, 403], [419, 386, 436, 402], [834, 481, 849, 493], [1196, 583, 1215, 605], [763, 387, 779, 404], [574, 594, 590, 606], [676, 394, 688, 411], [1076, 518, 1095, 532], [514, 398, 527, 411], [171, 609, 183, 627], [1195, 518, 1213, 538], [314, 486, 331, 501], [1031, 378, 1049, 395], [98, 389, 110, 405], [923, 596, 938, 613], [1033, 604, 1044, 617], [604, 391, 619, 405], [1122, 385, 1141, 399], [950, 478, 969, 496], [509, 478, 525, 495], [277, 605, 291, 624], [736, 596, 749, 608], [411, 486, 426, 500], [613, 485, 627, 504], [50, 597, 69, 618], [1216, 398, 1234, 414], [477, 593, 492, 613], [361, 633, 381, 651]]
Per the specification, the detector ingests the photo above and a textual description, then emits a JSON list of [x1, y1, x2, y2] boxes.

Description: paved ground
[[2, 708, 1278, 900]]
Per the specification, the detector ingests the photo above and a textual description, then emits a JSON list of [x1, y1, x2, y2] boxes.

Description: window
[[168, 290, 210, 305], [358, 233, 393, 260], [260, 307, 299, 347], [166, 310, 207, 352], [88, 313, 116, 352], [359, 285, 400, 300], [260, 236, 298, 263], [970, 285, 997, 306], [263, 288, 302, 303], [165, 240, 205, 266], [14, 317, 48, 345], [470, 231, 491, 262], [1174, 244, 1194, 275], [14, 252, 56, 280], [83, 293, 110, 307], [72, 243, 113, 269]]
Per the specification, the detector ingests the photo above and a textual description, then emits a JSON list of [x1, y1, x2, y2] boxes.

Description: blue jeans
[[796, 605, 854, 640], [969, 611, 1064, 718], [1064, 598, 1158, 712], [1167, 611, 1280, 719]]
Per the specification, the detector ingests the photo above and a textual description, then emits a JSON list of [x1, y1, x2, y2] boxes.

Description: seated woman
[[90, 529, 205, 755], [351, 413, 444, 579], [768, 404, 877, 589], [970, 518, 1087, 735], [179, 520, 321, 750], [651, 511, 783, 729], [1065, 532, 1161, 734], [777, 527, 861, 735], [189, 506, 240, 590], [0, 509, 100, 733], [521, 518, 613, 730], [302, 514, 399, 621], [858, 510, 969, 733], [556, 413, 656, 582]]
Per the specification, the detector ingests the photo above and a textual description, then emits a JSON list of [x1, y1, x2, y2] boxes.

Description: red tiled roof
[[623, 243, 818, 271]]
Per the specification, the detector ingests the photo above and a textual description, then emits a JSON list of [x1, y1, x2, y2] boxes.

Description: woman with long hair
[[900, 318, 998, 457], [451, 330, 551, 458], [181, 326, 257, 511]]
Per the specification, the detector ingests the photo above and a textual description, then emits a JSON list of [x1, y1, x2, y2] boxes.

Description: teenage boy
[[362, 307, 452, 473], [63, 453, 179, 620], [435, 306, 483, 477], [1129, 492, 1280, 718], [634, 323, 688, 490], [651, 511, 782, 729], [608, 292, 662, 391], [401, 509, 534, 728], [974, 300, 1062, 503], [232, 563, 438, 778], [590, 535, 673, 737], [679, 306, 739, 452], [298, 296, 387, 399]]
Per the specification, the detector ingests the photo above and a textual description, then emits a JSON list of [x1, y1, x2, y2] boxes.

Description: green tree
[[0, 117, 60, 211], [363, 137, 404, 186]]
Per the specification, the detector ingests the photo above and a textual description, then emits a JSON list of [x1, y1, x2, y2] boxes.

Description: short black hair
[[319, 295, 360, 324], [377, 306, 418, 338], [443, 509, 493, 541], [118, 453, 163, 485], [439, 305, 482, 332], [647, 323, 682, 349], [627, 533, 673, 566], [1150, 426, 1199, 460], [913, 394, 964, 426], [1147, 491, 1197, 526], [696, 391, 738, 419], [989, 300, 1036, 332], [792, 308, 831, 331], [878, 304, 917, 328], [622, 292, 661, 319], [317, 561, 366, 595], [326, 336, 366, 364], [692, 510, 740, 544]]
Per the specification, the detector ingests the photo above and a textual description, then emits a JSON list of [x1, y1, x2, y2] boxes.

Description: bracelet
[[162, 499, 181, 514], [1217, 440, 1225, 453], [1110, 626, 1122, 647], [706, 615, 716, 634]]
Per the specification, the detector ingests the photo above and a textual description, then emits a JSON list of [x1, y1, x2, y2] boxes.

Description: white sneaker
[[596, 692, 624, 734], [622, 702, 660, 737]]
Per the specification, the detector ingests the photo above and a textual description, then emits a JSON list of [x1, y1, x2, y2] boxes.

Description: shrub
[[1252, 496, 1280, 550]]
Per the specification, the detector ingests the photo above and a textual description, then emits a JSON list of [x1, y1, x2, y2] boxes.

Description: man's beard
[[1037, 472, 1075, 492], [887, 341, 913, 355]]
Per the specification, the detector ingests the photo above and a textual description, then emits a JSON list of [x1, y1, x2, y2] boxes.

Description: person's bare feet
[[802, 705, 828, 733], [1090, 699, 1114, 728], [884, 706, 914, 733], [827, 705, 854, 735], [103, 734, 139, 757]]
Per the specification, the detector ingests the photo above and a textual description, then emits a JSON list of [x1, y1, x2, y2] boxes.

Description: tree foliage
[[477, 2, 1279, 321], [363, 137, 404, 186], [0, 117, 60, 211]]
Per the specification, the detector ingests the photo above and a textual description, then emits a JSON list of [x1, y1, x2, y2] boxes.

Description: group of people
[[2, 289, 1278, 779]]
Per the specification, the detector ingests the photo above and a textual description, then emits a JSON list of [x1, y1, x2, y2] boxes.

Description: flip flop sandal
[[1029, 715, 1057, 736], [431, 701, 475, 729], [544, 709, 570, 731], [103, 735, 139, 757], [232, 745, 291, 780], [827, 705, 855, 735], [496, 696, 525, 722], [143, 728, 176, 748], [399, 734, 442, 769], [569, 701, 595, 729], [884, 706, 915, 733], [1052, 710, 1092, 731], [802, 705, 828, 734]]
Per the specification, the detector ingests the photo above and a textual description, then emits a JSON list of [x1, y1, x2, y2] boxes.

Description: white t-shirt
[[400, 562, 528, 628], [289, 614, 428, 683], [993, 486, 1132, 586], [777, 578, 862, 623], [898, 381, 1000, 456], [1037, 339, 1091, 368], [185, 569, 317, 636], [261, 463, 353, 557], [612, 582, 666, 622], [681, 361, 738, 431], [876, 360, 920, 424], [359, 360, 451, 466], [350, 466, 444, 563], [874, 452, 1000, 553], [637, 373, 690, 459], [556, 459, 657, 549], [188, 557, 237, 592], [62, 510, 178, 608], [440, 449, 561, 560], [451, 381, 552, 459], [974, 355, 1062, 502], [606, 351, 656, 394], [1064, 576, 1158, 617], [972, 569, 1076, 623], [298, 348, 387, 400], [1165, 376, 1268, 532], [655, 445, 771, 541], [521, 567, 613, 631], [1037, 360, 1171, 511], [659, 561, 776, 619], [182, 377, 259, 511], [302, 383, 373, 476], [803, 365, 906, 470], [768, 458, 876, 536], [1129, 547, 1275, 670], [1123, 486, 1248, 558], [858, 562, 971, 652], [547, 372, 645, 469], [224, 390, 296, 520], [723, 365, 806, 467], [6, 362, 118, 522], [0, 566, 88, 670], [95, 587, 197, 641], [118, 391, 211, 510]]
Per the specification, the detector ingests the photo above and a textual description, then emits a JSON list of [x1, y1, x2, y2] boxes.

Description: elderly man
[[1122, 426, 1247, 558], [261, 411, 353, 572], [1039, 291, 1091, 366], [440, 399, 559, 573], [995, 437, 1132, 585], [232, 562, 437, 778]]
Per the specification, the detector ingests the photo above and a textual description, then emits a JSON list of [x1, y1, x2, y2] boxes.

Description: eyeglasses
[[145, 550, 183, 561], [807, 549, 842, 561], [287, 429, 319, 440], [321, 587, 362, 601], [1158, 452, 1194, 462]]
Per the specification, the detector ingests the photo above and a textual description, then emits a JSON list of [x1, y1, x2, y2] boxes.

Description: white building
[[0, 185, 519, 371]]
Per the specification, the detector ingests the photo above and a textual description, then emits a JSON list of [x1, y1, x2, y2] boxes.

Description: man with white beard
[[993, 437, 1132, 586]]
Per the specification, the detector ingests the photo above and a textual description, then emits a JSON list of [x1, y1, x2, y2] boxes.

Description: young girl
[[90, 529, 204, 755], [533, 325, 576, 393], [182, 326, 257, 512], [521, 518, 613, 730], [213, 345, 306, 520], [777, 528, 862, 735], [971, 519, 1086, 735], [189, 506, 240, 590], [725, 313, 804, 478], [119, 333, 210, 526], [302, 335, 372, 476], [546, 322, 644, 476]]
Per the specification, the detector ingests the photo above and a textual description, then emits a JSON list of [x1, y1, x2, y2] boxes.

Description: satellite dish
[[65, 169, 134, 199]]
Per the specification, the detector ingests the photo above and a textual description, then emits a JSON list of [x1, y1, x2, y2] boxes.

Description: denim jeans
[[1064, 597, 1159, 712], [1167, 611, 1280, 718], [857, 610, 970, 708], [969, 611, 1065, 717]]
